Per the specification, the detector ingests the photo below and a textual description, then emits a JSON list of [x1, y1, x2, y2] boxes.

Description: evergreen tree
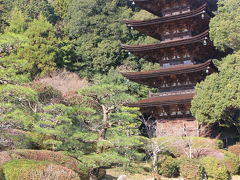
[[192, 0, 240, 131], [16, 15, 63, 77], [191, 51, 240, 130]]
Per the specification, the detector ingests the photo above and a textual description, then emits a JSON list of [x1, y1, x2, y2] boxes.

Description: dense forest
[[0, 0, 240, 179]]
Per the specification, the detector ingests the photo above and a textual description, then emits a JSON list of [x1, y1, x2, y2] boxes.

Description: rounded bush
[[180, 158, 203, 180], [1, 159, 80, 180], [158, 156, 180, 178], [202, 156, 229, 180], [228, 144, 240, 156]]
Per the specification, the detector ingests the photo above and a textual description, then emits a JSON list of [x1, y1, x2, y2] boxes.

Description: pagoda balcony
[[149, 89, 195, 98], [162, 5, 191, 17], [162, 31, 193, 42]]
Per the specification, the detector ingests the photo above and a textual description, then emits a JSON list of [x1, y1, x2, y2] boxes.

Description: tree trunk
[[97, 105, 109, 153], [152, 150, 158, 173]]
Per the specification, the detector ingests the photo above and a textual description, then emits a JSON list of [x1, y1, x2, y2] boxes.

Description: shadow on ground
[[101, 175, 118, 180]]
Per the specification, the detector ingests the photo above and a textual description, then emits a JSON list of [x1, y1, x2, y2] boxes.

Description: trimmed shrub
[[179, 158, 203, 180], [228, 144, 240, 156], [202, 156, 229, 180], [1, 159, 80, 180], [158, 156, 180, 178], [0, 150, 89, 180], [223, 151, 240, 175]]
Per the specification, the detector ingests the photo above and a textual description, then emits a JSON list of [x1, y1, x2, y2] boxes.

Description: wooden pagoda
[[122, 0, 227, 137]]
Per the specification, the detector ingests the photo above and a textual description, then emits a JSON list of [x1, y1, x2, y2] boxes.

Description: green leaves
[[34, 104, 73, 150], [0, 84, 38, 106], [210, 0, 240, 50], [191, 51, 240, 126]]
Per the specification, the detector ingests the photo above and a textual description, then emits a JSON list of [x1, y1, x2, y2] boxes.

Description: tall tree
[[79, 83, 135, 152], [192, 0, 240, 131], [191, 51, 240, 131], [15, 15, 63, 77]]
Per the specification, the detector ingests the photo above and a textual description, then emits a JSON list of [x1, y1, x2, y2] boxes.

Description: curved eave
[[130, 0, 218, 14], [122, 60, 217, 80], [128, 93, 195, 107], [122, 30, 209, 52], [124, 4, 213, 27]]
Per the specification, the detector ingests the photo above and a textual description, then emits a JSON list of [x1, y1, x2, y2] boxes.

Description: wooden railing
[[162, 31, 192, 42], [149, 89, 195, 98], [162, 6, 191, 17]]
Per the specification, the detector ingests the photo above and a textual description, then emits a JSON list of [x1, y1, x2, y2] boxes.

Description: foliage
[[192, 51, 240, 127], [34, 104, 73, 150], [4, 8, 28, 34], [0, 130, 34, 151], [0, 84, 38, 106], [16, 15, 63, 77], [210, 0, 240, 50], [201, 156, 229, 180], [63, 0, 148, 76], [0, 85, 38, 129], [11, 0, 57, 23], [131, 10, 158, 20], [0, 56, 31, 84], [158, 156, 180, 178], [179, 158, 203, 180], [0, 0, 13, 32]]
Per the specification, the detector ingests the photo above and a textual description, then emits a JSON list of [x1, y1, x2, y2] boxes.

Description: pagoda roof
[[122, 60, 217, 80], [128, 93, 194, 107], [131, 0, 218, 17], [122, 30, 209, 52], [125, 3, 213, 27]]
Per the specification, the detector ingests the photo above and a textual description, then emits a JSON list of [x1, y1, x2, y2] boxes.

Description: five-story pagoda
[[122, 0, 226, 137]]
